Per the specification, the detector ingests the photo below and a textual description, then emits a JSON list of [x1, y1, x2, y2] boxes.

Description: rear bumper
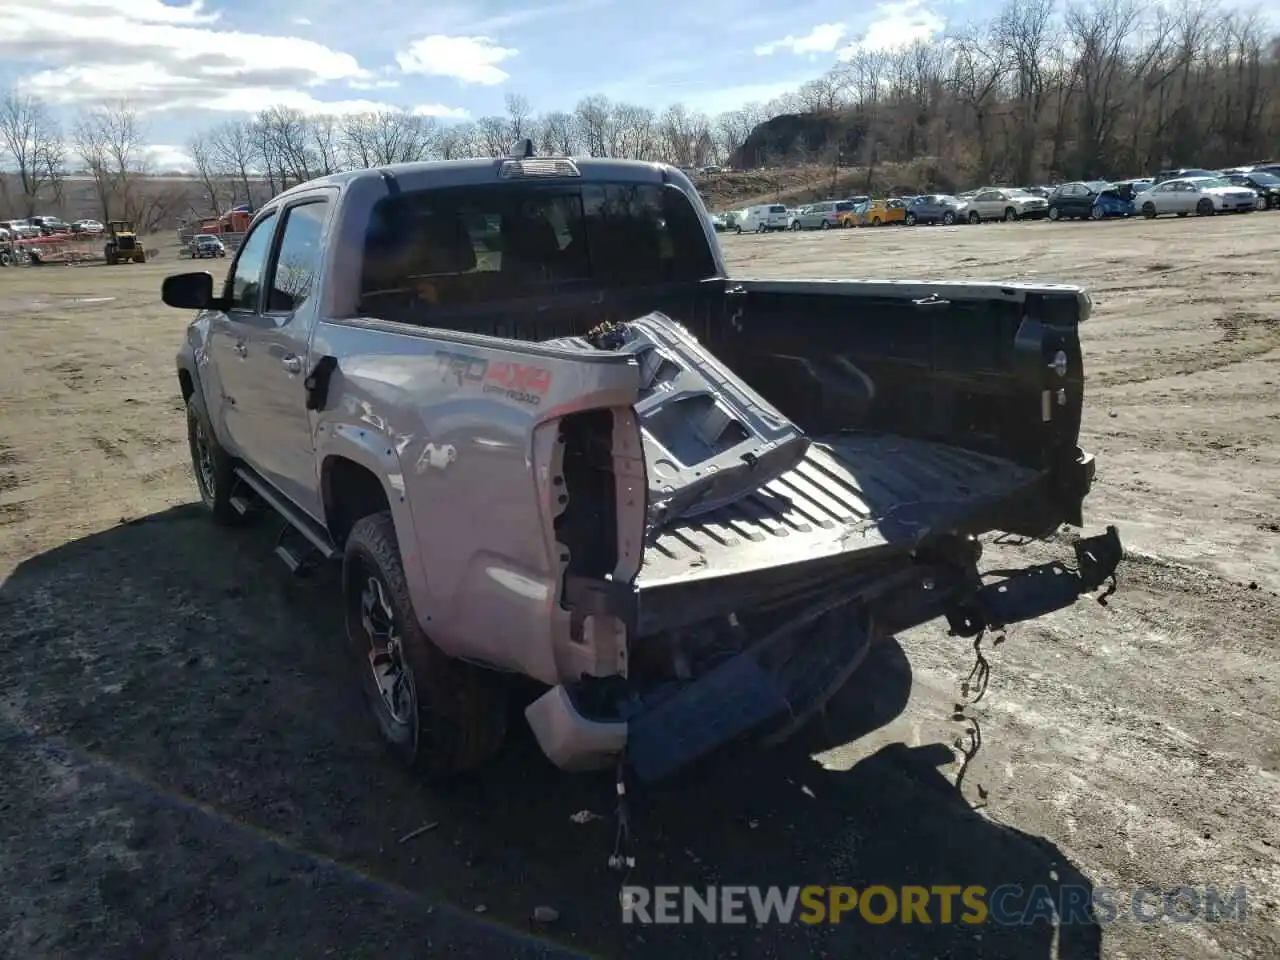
[[528, 522, 1124, 782]]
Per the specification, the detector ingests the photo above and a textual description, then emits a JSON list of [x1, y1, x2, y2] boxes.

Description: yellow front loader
[[104, 221, 147, 264]]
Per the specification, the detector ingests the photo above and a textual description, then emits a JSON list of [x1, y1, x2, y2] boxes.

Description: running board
[[232, 466, 337, 561]]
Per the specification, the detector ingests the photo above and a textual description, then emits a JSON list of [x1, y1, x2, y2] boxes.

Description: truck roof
[[272, 155, 694, 204]]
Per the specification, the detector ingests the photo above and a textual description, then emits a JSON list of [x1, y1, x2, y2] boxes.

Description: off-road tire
[[344, 512, 508, 782], [1196, 198, 1215, 216], [186, 397, 241, 525]]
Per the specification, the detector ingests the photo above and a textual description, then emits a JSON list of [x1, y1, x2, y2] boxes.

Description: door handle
[[281, 355, 302, 374], [234, 340, 247, 357]]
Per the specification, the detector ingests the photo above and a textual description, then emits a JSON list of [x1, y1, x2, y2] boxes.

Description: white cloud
[[412, 103, 470, 119], [420, 0, 605, 35], [293, 16, 311, 25], [839, 1, 945, 57], [145, 143, 195, 171], [754, 23, 848, 57], [396, 35, 518, 86], [0, 0, 464, 117]]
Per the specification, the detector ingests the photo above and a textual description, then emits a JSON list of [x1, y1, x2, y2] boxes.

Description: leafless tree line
[[0, 94, 181, 230], [776, 0, 1280, 185], [3, 0, 1278, 225], [179, 93, 767, 213]]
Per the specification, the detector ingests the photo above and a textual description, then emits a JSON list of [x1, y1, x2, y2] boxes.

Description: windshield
[[1189, 177, 1230, 189], [360, 180, 717, 312], [1249, 171, 1280, 186], [195, 235, 217, 242]]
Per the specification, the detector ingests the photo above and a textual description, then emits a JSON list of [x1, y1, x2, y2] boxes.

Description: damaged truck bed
[[534, 308, 1120, 782], [164, 153, 1123, 787]]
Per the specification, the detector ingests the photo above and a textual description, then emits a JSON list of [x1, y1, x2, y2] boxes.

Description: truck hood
[[543, 313, 810, 531]]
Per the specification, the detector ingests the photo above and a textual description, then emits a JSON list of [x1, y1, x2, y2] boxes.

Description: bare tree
[[207, 121, 259, 209], [186, 131, 228, 218], [504, 93, 534, 145], [72, 101, 147, 223], [0, 91, 62, 217]]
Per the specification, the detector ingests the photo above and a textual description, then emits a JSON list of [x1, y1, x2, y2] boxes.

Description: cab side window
[[267, 200, 329, 314], [227, 212, 278, 312]]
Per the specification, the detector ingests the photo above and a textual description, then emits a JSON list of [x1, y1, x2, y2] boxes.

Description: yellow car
[[837, 200, 870, 227], [859, 198, 909, 226]]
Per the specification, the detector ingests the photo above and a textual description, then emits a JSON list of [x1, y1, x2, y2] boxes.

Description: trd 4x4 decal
[[431, 350, 553, 406]]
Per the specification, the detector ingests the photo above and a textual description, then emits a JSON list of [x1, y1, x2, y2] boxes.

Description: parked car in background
[[856, 198, 908, 226], [708, 212, 729, 232], [1047, 181, 1134, 220], [28, 215, 70, 235], [736, 204, 790, 233], [189, 233, 227, 258], [792, 200, 854, 230], [838, 200, 868, 227], [1021, 186, 1051, 198], [1134, 176, 1259, 217], [905, 194, 967, 225], [1223, 171, 1280, 209], [965, 188, 1049, 222], [1152, 168, 1217, 185], [72, 219, 105, 234]]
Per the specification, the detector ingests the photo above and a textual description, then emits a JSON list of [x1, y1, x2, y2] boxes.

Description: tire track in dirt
[[0, 442, 32, 527], [1089, 311, 1280, 389]]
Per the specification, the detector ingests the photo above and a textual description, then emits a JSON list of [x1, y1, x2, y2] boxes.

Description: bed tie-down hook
[[913, 293, 951, 310]]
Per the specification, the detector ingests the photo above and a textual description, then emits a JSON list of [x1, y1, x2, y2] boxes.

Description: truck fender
[[315, 422, 432, 627], [175, 355, 234, 452]]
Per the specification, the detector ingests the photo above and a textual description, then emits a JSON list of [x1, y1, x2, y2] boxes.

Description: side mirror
[[162, 271, 220, 310]]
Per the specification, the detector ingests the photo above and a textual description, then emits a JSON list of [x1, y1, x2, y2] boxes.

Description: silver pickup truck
[[162, 145, 1122, 784]]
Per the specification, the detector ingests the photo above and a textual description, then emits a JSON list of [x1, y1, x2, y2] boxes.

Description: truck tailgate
[[637, 432, 1038, 589]]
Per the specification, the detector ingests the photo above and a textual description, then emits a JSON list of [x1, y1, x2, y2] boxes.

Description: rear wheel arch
[[322, 455, 393, 549]]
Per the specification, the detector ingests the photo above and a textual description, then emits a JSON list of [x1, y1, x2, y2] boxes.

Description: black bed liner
[[637, 431, 1038, 590]]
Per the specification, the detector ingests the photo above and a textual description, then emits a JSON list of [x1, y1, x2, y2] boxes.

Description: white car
[[1133, 176, 1259, 218], [74, 219, 105, 234], [3, 220, 40, 239], [735, 204, 789, 233], [964, 188, 1049, 223]]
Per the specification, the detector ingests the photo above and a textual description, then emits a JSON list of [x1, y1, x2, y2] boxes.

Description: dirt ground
[[1, 216, 1277, 960]]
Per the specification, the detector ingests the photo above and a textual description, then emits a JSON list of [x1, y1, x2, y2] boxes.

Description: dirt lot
[[1, 216, 1278, 960]]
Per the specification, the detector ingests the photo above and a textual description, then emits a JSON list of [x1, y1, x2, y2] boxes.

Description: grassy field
[[1, 213, 1278, 960]]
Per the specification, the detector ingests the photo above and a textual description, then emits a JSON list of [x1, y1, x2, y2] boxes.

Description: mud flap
[[626, 600, 870, 783]]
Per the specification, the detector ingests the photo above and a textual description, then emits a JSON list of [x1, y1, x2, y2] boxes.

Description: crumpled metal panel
[[543, 312, 810, 528]]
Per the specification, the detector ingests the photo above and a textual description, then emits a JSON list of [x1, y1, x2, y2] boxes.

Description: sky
[[0, 0, 956, 170]]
